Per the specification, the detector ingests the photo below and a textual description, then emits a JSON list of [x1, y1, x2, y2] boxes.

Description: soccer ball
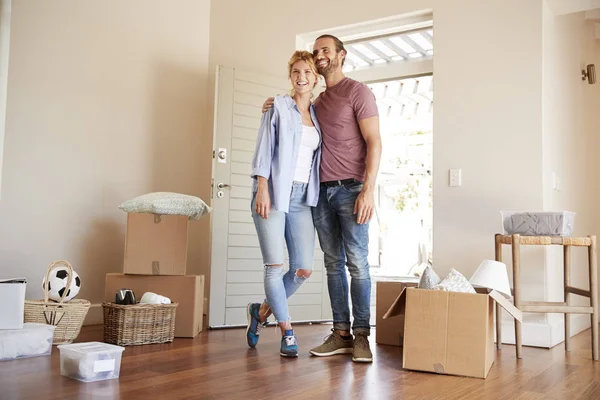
[[42, 266, 82, 302]]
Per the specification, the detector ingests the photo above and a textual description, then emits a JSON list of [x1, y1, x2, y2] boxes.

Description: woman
[[246, 50, 322, 357]]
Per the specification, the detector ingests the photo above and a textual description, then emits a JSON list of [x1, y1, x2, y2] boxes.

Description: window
[[341, 28, 433, 72]]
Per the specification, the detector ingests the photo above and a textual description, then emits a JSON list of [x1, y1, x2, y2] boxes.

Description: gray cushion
[[119, 192, 212, 220]]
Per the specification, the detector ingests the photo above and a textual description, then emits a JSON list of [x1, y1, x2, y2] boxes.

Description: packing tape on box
[[469, 260, 512, 299]]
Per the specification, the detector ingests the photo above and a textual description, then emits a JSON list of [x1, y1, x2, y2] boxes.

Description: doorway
[[367, 74, 433, 279]]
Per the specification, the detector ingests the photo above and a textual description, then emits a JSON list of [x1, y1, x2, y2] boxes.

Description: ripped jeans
[[251, 182, 315, 323]]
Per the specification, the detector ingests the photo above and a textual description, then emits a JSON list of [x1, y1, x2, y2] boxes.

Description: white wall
[[539, 5, 600, 345], [0, 0, 212, 323]]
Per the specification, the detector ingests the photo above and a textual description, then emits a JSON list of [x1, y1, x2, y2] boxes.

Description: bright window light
[[346, 52, 369, 67], [374, 59, 387, 64], [352, 44, 380, 61], [408, 53, 423, 59], [389, 37, 416, 54], [370, 41, 396, 57], [408, 33, 433, 51]]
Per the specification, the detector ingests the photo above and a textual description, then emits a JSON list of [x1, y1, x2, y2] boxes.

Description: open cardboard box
[[375, 280, 418, 346], [383, 287, 522, 379]]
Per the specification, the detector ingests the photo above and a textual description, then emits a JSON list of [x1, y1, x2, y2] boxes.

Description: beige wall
[[541, 6, 600, 343], [209, 0, 544, 279], [584, 18, 600, 318], [0, 0, 212, 320]]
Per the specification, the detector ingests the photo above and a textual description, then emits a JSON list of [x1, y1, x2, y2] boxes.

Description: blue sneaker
[[246, 303, 267, 348], [280, 329, 298, 357]]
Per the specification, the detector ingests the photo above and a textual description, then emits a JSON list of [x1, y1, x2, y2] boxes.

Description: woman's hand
[[255, 178, 271, 219]]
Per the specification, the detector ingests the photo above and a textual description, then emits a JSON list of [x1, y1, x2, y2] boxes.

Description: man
[[260, 34, 382, 363]]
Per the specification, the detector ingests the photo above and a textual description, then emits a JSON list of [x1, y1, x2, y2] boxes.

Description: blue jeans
[[251, 182, 315, 323], [312, 180, 371, 335]]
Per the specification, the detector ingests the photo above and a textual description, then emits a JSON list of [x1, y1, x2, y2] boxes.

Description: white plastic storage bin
[[501, 211, 576, 236], [0, 323, 55, 361], [57, 342, 125, 382]]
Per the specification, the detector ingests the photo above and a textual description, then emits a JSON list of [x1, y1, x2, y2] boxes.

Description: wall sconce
[[582, 64, 596, 84]]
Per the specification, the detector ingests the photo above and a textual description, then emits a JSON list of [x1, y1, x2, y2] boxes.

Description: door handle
[[217, 183, 235, 190]]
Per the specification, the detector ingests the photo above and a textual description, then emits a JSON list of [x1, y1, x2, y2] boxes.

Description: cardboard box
[[384, 287, 522, 379], [104, 273, 204, 337], [375, 280, 418, 346], [123, 213, 188, 275], [0, 279, 26, 330]]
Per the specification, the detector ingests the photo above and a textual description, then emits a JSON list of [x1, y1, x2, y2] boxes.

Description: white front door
[[208, 65, 330, 328]]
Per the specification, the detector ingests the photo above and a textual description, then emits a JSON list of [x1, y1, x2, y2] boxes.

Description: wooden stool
[[494, 234, 598, 360]]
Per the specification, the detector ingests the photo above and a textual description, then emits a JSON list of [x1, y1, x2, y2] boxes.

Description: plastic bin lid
[[57, 341, 125, 354]]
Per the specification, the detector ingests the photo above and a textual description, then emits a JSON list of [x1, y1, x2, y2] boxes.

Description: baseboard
[[499, 315, 590, 348], [83, 303, 103, 326]]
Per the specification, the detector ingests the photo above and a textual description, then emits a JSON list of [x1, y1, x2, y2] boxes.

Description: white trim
[[499, 314, 591, 348], [83, 303, 103, 326], [345, 58, 432, 85], [296, 10, 432, 49]]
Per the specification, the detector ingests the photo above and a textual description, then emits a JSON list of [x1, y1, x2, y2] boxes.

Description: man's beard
[[318, 57, 340, 76]]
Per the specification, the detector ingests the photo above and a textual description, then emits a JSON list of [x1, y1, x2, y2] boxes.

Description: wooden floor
[[1, 323, 599, 400]]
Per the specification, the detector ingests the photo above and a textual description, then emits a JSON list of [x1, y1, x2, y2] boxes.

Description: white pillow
[[119, 192, 212, 220], [418, 266, 441, 289], [432, 268, 476, 294]]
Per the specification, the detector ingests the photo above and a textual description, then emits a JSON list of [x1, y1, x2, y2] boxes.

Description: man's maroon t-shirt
[[314, 77, 379, 183]]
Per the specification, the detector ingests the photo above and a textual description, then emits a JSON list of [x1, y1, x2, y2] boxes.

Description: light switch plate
[[449, 169, 462, 187]]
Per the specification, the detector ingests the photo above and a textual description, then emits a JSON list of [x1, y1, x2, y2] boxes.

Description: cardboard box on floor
[[105, 273, 204, 337], [375, 280, 418, 346], [384, 287, 522, 379], [123, 213, 188, 275]]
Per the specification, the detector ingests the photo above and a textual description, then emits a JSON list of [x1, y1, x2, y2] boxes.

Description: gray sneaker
[[309, 329, 353, 357], [352, 333, 373, 363]]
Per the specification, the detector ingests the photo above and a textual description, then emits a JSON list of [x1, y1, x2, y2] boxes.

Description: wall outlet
[[449, 169, 462, 187]]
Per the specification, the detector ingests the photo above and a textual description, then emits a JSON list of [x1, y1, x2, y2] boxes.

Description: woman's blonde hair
[[288, 50, 320, 97]]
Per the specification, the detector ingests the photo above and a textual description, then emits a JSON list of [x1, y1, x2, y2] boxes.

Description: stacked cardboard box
[[104, 213, 204, 338]]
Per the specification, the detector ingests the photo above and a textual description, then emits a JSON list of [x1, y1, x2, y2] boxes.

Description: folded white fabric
[[140, 292, 171, 304], [432, 268, 476, 294], [418, 266, 441, 289], [119, 192, 212, 220]]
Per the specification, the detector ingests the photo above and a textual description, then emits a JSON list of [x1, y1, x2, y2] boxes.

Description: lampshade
[[469, 259, 512, 298]]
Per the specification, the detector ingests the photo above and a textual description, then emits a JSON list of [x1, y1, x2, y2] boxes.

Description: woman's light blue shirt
[[250, 94, 322, 213]]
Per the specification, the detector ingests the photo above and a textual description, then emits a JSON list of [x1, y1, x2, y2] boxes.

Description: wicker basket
[[24, 260, 91, 345], [102, 302, 178, 346]]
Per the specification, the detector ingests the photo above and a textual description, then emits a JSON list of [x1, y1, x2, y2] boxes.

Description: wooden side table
[[494, 234, 598, 360]]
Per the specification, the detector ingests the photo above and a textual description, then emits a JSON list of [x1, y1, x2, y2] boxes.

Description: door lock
[[216, 148, 227, 164]]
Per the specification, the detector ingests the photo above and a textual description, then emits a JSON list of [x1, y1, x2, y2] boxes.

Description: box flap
[[382, 287, 408, 319], [489, 290, 522, 322], [0, 278, 27, 284]]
